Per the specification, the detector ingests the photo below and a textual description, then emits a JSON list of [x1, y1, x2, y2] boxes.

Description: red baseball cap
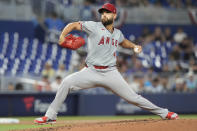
[[98, 3, 116, 14]]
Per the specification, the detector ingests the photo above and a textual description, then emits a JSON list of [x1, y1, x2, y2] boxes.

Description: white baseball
[[134, 47, 139, 53]]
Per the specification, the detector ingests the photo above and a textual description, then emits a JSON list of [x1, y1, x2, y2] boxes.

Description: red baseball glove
[[60, 34, 85, 50]]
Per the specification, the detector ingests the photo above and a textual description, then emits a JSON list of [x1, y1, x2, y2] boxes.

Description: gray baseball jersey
[[80, 21, 124, 66], [44, 21, 169, 120]]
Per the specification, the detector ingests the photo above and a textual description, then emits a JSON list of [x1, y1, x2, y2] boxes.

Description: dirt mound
[[21, 119, 197, 131]]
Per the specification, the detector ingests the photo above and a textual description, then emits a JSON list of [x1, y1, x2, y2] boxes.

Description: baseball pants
[[45, 67, 168, 119]]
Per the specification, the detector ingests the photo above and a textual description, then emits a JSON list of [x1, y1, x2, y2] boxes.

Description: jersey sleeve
[[119, 30, 125, 43], [80, 21, 96, 35]]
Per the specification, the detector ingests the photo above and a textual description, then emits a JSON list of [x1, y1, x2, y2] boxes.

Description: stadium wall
[[0, 21, 197, 42], [0, 21, 34, 38], [0, 93, 196, 116]]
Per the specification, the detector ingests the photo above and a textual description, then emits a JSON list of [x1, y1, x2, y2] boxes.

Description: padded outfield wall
[[0, 92, 196, 116]]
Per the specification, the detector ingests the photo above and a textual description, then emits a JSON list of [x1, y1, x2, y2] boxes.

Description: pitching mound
[[20, 119, 197, 131]]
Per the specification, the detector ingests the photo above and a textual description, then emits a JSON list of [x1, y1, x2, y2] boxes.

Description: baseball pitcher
[[35, 3, 178, 124]]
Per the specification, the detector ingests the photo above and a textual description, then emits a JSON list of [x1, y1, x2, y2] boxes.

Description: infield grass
[[0, 114, 197, 131]]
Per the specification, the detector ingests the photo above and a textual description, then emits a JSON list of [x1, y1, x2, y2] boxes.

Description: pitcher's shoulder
[[80, 21, 98, 25], [114, 28, 123, 34], [86, 21, 98, 25]]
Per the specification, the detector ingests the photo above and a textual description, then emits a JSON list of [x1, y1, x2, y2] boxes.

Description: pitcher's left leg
[[103, 69, 169, 119]]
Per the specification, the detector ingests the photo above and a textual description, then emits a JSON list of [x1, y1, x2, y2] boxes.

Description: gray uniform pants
[[45, 67, 168, 119]]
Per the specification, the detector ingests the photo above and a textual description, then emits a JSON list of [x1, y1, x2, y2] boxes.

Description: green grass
[[0, 124, 51, 131], [0, 115, 197, 131]]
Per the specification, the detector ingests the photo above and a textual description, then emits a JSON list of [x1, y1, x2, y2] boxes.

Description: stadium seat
[[0, 33, 73, 76]]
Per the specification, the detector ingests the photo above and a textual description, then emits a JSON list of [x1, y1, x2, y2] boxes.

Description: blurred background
[[0, 0, 197, 117]]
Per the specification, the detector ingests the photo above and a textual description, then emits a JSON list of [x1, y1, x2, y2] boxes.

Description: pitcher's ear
[[114, 14, 117, 20]]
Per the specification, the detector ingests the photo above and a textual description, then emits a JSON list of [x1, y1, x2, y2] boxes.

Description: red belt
[[93, 65, 108, 69], [85, 64, 108, 69]]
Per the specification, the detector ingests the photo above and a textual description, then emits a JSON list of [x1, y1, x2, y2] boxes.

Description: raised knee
[[62, 77, 73, 86], [61, 76, 81, 92]]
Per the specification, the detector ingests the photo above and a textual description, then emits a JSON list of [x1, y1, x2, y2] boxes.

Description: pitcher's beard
[[102, 19, 113, 26]]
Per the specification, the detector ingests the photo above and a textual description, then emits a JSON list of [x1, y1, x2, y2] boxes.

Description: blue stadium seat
[[0, 59, 3, 67]]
